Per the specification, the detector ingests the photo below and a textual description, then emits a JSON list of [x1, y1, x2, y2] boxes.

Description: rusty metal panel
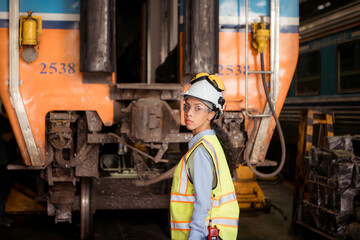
[[48, 183, 76, 204], [85, 111, 102, 133], [75, 113, 100, 178], [75, 146, 100, 178], [120, 98, 180, 143], [110, 83, 183, 100], [222, 112, 245, 150], [183, 0, 219, 76]]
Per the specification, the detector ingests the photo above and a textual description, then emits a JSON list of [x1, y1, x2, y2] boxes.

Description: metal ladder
[[244, 0, 281, 164], [233, 0, 282, 211], [245, 0, 280, 117]]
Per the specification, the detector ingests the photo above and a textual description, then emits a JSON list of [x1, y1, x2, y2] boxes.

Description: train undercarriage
[[30, 84, 246, 238]]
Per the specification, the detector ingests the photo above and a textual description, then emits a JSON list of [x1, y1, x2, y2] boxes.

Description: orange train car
[[0, 0, 298, 238]]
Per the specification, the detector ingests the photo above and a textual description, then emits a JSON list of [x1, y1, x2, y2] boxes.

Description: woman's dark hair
[[211, 121, 237, 177]]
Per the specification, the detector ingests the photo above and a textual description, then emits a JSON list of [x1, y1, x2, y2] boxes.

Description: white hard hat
[[184, 73, 225, 119]]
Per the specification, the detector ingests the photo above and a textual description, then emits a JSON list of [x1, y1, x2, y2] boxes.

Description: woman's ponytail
[[211, 121, 237, 177]]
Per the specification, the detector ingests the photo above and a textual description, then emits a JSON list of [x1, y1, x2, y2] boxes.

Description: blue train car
[[268, 0, 360, 179]]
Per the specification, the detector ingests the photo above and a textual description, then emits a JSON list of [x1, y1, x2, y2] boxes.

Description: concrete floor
[[0, 181, 297, 240], [238, 181, 296, 240]]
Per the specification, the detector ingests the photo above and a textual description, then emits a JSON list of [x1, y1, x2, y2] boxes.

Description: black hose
[[245, 53, 286, 178]]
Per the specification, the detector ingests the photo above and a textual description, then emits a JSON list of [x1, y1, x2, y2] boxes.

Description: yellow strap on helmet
[[190, 73, 225, 92]]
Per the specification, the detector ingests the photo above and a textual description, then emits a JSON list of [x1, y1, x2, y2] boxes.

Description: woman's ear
[[208, 111, 216, 121]]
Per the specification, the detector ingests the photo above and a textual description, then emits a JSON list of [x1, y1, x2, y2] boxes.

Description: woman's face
[[184, 97, 215, 135]]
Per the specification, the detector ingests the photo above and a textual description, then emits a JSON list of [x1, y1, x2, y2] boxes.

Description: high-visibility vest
[[170, 134, 239, 240]]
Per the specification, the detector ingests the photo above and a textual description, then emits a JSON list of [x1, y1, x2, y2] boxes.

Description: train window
[[295, 51, 321, 96], [337, 40, 360, 93]]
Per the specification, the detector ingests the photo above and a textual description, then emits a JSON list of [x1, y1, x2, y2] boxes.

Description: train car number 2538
[[218, 65, 249, 76], [40, 63, 76, 74]]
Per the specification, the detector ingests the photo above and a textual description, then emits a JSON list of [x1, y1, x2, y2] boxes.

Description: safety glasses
[[183, 104, 213, 114]]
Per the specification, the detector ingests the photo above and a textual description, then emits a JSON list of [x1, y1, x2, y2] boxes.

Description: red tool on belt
[[208, 224, 219, 240]]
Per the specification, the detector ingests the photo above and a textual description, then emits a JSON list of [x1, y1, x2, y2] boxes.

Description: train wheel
[[80, 177, 93, 240]]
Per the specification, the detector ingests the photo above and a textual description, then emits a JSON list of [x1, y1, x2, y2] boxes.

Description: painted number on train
[[40, 63, 76, 74], [218, 65, 249, 76]]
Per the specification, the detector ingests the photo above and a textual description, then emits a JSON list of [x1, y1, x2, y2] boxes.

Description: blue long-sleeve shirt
[[188, 129, 215, 240]]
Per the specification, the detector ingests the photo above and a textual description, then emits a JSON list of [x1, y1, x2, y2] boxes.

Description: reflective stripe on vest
[[211, 191, 237, 208], [170, 221, 190, 231], [178, 156, 188, 195], [211, 217, 239, 228], [170, 193, 195, 203], [201, 138, 221, 184]]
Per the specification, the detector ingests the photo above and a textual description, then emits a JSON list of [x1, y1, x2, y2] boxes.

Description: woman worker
[[170, 73, 239, 240]]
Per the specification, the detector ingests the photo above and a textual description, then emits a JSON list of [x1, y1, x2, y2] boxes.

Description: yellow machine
[[235, 165, 270, 210]]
